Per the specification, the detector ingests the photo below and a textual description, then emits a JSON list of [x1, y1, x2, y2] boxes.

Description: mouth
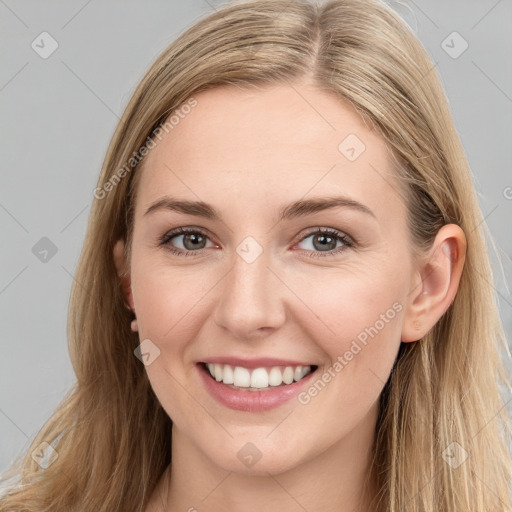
[[200, 362, 318, 391]]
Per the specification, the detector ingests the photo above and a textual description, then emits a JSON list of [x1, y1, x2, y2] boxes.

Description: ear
[[401, 224, 466, 342], [113, 239, 135, 311]]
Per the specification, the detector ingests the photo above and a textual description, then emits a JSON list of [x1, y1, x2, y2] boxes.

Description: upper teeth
[[206, 363, 312, 389]]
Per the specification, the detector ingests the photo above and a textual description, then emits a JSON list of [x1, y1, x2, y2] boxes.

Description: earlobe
[[401, 224, 466, 343], [113, 240, 135, 312]]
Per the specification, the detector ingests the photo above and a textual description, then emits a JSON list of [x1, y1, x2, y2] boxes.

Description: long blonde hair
[[1, 0, 511, 510]]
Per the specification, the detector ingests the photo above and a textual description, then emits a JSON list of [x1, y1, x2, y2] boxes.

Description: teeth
[[250, 368, 268, 388], [233, 366, 251, 387], [205, 363, 313, 390], [268, 367, 283, 386], [282, 366, 294, 385], [223, 364, 234, 384]]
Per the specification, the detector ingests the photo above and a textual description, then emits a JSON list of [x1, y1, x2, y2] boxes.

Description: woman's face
[[120, 83, 419, 475]]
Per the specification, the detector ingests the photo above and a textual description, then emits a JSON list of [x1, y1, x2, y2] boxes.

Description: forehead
[[135, 83, 406, 223]]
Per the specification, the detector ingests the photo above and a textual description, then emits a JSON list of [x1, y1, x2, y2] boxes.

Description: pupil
[[314, 234, 335, 251], [184, 233, 205, 250]]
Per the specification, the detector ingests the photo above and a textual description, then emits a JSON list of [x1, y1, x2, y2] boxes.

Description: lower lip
[[197, 364, 317, 412]]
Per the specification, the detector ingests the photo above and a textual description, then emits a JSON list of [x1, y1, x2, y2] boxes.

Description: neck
[[153, 403, 379, 512]]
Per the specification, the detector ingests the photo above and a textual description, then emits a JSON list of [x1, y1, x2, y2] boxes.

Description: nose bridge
[[213, 243, 286, 337]]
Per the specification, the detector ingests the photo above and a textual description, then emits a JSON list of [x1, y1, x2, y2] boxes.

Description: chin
[[199, 434, 310, 477]]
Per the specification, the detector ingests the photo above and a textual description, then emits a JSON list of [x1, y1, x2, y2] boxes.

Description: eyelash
[[158, 226, 354, 259]]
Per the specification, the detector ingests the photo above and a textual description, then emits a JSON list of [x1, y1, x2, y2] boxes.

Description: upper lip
[[200, 357, 316, 368]]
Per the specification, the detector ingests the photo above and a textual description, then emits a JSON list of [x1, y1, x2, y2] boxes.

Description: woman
[[1, 0, 511, 510]]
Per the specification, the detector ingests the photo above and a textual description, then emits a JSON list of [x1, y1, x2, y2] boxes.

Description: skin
[[113, 83, 466, 511]]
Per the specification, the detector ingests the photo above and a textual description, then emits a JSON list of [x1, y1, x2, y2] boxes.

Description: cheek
[[286, 265, 405, 411], [287, 263, 406, 350], [132, 262, 210, 344], [130, 263, 213, 427]]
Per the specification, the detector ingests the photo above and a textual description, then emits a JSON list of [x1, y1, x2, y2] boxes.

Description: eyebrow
[[143, 195, 376, 222]]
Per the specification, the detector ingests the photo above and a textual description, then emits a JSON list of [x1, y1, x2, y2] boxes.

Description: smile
[[197, 359, 319, 412], [204, 362, 314, 390]]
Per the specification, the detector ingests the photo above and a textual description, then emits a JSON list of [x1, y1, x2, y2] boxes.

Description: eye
[[295, 228, 353, 258], [158, 226, 354, 258], [158, 227, 216, 256]]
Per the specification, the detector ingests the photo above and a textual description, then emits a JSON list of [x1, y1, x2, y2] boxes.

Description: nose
[[213, 249, 287, 339]]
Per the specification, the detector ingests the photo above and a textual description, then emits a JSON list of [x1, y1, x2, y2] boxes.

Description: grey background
[[1, 0, 511, 473]]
